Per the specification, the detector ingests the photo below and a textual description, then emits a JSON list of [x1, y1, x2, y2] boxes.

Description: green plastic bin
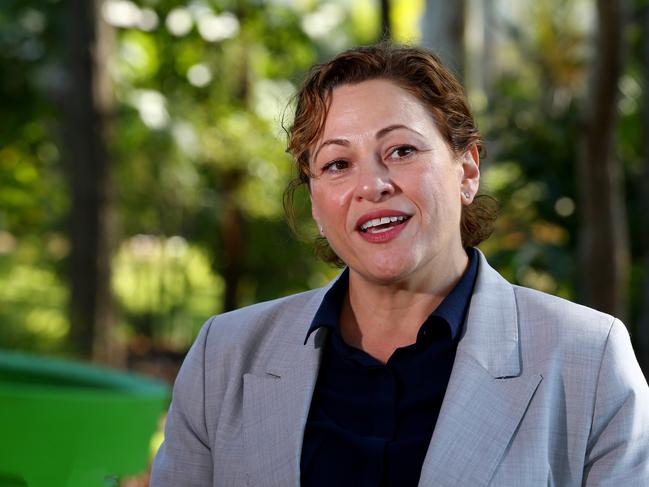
[[0, 349, 169, 487]]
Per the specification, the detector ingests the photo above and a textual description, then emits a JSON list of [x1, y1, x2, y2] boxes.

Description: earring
[[463, 192, 471, 200], [319, 226, 325, 236]]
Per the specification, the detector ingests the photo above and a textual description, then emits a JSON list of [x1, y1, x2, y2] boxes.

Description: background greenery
[[1, 0, 648, 376]]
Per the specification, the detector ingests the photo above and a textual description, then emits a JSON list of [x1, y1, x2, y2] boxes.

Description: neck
[[340, 249, 469, 363]]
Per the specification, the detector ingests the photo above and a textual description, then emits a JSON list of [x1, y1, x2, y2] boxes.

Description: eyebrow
[[375, 124, 424, 139], [313, 124, 423, 161], [313, 139, 349, 161]]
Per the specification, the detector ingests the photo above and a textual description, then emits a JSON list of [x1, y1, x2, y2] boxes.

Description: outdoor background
[[1, 0, 649, 482]]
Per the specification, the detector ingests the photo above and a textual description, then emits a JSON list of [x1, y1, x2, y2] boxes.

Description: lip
[[355, 209, 412, 244]]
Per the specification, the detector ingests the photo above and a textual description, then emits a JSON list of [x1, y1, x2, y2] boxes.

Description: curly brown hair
[[284, 43, 498, 266]]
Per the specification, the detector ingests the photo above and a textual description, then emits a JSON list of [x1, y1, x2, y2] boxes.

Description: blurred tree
[[421, 0, 466, 77], [462, 0, 496, 107], [577, 0, 629, 319], [479, 0, 588, 300], [102, 0, 377, 348], [380, 0, 392, 40], [2, 0, 648, 376], [62, 0, 118, 362], [218, 0, 250, 312], [639, 0, 649, 374], [0, 0, 71, 355]]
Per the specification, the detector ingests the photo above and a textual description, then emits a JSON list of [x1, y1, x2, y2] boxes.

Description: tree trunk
[[221, 170, 245, 312], [63, 0, 117, 363], [638, 3, 649, 376], [464, 0, 495, 108], [421, 0, 466, 79], [577, 0, 629, 319], [379, 0, 392, 41], [482, 0, 496, 96], [218, 0, 250, 312]]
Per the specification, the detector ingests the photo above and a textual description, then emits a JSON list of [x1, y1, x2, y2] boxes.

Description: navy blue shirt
[[300, 248, 479, 487]]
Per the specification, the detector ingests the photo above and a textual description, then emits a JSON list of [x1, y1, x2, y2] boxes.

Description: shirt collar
[[304, 248, 479, 344], [304, 268, 349, 344]]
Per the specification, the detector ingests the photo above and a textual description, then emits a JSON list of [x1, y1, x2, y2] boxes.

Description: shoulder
[[474, 256, 649, 480], [509, 284, 641, 393], [512, 284, 616, 343], [473, 251, 624, 376], [495, 275, 648, 419], [186, 286, 327, 376], [203, 288, 322, 342], [474, 250, 618, 357]]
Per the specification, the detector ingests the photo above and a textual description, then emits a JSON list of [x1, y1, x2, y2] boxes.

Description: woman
[[151, 44, 649, 486]]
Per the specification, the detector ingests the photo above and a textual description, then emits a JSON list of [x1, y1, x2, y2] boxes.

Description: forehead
[[320, 79, 435, 139]]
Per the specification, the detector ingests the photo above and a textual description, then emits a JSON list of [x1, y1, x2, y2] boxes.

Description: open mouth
[[359, 215, 411, 234]]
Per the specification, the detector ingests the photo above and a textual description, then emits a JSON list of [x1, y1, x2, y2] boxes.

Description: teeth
[[360, 215, 408, 231]]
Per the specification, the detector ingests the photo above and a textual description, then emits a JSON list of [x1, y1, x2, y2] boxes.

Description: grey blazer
[[151, 251, 649, 486]]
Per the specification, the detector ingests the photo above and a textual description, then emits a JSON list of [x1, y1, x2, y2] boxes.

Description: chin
[[355, 255, 419, 284]]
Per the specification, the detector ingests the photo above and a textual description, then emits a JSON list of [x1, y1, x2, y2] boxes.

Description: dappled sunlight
[[113, 235, 223, 349]]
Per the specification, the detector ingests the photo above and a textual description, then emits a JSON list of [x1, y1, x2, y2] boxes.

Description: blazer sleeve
[[150, 319, 214, 487], [583, 319, 649, 486]]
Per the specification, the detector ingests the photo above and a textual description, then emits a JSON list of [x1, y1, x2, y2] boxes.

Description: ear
[[460, 144, 480, 205]]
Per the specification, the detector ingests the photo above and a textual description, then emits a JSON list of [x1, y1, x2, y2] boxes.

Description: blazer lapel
[[418, 252, 543, 486], [242, 287, 331, 487], [418, 356, 542, 486]]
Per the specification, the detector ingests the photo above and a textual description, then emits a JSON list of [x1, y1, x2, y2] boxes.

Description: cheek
[[334, 188, 353, 210], [312, 183, 354, 217], [311, 191, 337, 228], [413, 174, 460, 218]]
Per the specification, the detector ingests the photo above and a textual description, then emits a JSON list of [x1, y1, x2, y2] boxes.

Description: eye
[[387, 145, 417, 160], [321, 159, 349, 174]]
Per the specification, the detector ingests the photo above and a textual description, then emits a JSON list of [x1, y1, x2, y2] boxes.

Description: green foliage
[[478, 0, 590, 299], [0, 0, 367, 354], [0, 0, 70, 354], [0, 239, 69, 354], [2, 0, 647, 356], [112, 235, 223, 348]]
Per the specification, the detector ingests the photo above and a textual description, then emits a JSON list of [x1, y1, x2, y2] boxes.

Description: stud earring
[[319, 226, 325, 236], [463, 192, 471, 200]]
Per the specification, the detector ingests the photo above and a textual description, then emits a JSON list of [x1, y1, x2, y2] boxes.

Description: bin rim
[[0, 348, 169, 397]]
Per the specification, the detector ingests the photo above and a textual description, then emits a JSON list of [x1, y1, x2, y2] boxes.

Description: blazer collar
[[458, 248, 521, 378], [418, 250, 543, 486], [242, 280, 334, 486]]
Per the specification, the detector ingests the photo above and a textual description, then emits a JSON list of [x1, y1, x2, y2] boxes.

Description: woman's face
[[309, 79, 480, 286]]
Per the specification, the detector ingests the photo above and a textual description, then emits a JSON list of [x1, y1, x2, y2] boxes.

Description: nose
[[354, 158, 396, 202]]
